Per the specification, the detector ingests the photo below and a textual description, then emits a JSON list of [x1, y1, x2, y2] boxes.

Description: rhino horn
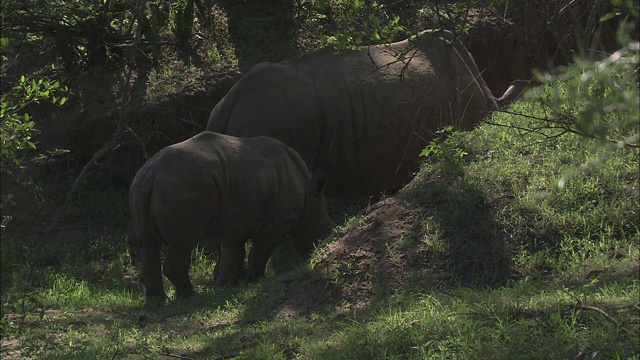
[[496, 79, 530, 109]]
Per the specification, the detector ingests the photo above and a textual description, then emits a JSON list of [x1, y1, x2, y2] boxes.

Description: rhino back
[[208, 61, 325, 165], [136, 132, 307, 247], [207, 31, 498, 197]]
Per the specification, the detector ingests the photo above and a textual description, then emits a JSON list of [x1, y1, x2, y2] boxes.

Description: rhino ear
[[310, 168, 328, 196]]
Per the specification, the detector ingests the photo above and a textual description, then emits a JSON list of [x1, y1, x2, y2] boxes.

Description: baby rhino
[[129, 131, 336, 301]]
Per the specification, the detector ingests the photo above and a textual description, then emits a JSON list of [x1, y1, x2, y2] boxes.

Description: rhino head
[[290, 169, 336, 256]]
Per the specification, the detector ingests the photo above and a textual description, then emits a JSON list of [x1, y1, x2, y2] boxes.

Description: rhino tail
[[129, 169, 161, 259], [131, 169, 169, 297], [497, 80, 530, 109]]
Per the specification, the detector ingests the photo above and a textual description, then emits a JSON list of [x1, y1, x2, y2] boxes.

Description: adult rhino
[[130, 131, 335, 301], [207, 30, 527, 198]]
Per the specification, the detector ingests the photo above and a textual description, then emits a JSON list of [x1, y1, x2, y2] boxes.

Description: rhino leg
[[163, 245, 195, 298], [140, 236, 166, 300], [246, 225, 288, 281], [246, 241, 279, 282], [215, 241, 246, 286]]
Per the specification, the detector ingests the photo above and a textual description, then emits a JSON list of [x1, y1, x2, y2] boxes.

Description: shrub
[[0, 67, 69, 208]]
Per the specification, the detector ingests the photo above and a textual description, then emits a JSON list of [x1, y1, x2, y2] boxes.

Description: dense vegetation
[[1, 0, 638, 359]]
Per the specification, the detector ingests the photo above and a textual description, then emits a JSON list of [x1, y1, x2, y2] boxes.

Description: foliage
[[527, 40, 638, 147], [418, 125, 455, 158], [0, 0, 217, 213], [2, 0, 133, 69], [493, 47, 638, 145], [306, 0, 406, 51], [0, 0, 207, 70], [0, 70, 69, 209], [306, 0, 504, 52], [488, 17, 639, 190]]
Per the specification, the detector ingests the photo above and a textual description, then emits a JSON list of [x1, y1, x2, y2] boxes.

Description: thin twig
[[124, 125, 148, 160], [177, 115, 202, 128], [489, 110, 640, 149], [575, 304, 619, 326], [563, 282, 634, 335]]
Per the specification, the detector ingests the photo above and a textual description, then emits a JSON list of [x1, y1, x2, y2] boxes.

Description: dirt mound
[[271, 191, 431, 315], [286, 173, 512, 313], [313, 195, 428, 310]]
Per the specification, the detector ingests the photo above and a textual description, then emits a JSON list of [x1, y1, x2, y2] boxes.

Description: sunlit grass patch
[[302, 275, 638, 359]]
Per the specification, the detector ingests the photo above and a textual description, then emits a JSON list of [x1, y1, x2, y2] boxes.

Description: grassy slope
[[1, 95, 638, 359]]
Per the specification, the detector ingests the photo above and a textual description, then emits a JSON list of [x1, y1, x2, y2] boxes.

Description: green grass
[[315, 277, 637, 359], [2, 90, 638, 359]]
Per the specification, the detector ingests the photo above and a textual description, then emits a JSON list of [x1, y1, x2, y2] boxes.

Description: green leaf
[[419, 147, 433, 158], [437, 125, 454, 134], [599, 12, 619, 23], [419, 140, 440, 158]]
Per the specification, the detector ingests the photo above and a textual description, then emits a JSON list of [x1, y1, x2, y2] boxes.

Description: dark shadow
[[401, 156, 512, 287], [219, 0, 299, 71], [128, 63, 152, 105]]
